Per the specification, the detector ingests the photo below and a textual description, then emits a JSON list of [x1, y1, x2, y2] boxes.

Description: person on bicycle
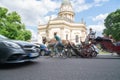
[[54, 32, 64, 55]]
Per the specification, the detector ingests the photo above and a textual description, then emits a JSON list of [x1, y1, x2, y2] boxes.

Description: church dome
[[58, 0, 75, 22], [62, 0, 71, 5], [60, 0, 73, 12]]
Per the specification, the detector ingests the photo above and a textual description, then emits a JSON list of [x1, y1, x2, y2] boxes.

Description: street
[[0, 54, 120, 80]]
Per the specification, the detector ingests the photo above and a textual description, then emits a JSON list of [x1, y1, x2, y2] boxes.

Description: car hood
[[11, 40, 35, 47], [0, 34, 36, 47]]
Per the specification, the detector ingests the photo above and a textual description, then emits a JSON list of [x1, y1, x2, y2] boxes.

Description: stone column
[[60, 27, 64, 40], [70, 29, 72, 41]]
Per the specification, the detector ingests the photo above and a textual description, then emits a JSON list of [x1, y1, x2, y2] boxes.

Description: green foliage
[[0, 7, 32, 41], [103, 9, 120, 41]]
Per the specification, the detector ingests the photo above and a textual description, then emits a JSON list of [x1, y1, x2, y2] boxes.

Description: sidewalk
[[98, 52, 117, 55], [96, 52, 120, 59]]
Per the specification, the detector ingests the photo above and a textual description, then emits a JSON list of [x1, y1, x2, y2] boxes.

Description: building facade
[[38, 0, 87, 44]]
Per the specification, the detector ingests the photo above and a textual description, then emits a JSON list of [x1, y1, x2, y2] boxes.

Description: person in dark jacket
[[88, 28, 96, 41]]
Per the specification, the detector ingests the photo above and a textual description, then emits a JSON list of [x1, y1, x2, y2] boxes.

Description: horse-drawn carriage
[[45, 38, 99, 58], [40, 36, 120, 58], [68, 29, 99, 58], [95, 37, 120, 56], [69, 41, 99, 58]]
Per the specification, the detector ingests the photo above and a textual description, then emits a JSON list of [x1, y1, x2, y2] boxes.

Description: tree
[[0, 7, 32, 41], [103, 9, 120, 41]]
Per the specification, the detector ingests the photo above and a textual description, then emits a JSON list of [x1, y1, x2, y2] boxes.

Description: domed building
[[38, 0, 87, 44]]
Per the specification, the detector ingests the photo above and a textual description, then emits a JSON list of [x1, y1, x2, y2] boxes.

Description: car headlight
[[3, 41, 21, 48]]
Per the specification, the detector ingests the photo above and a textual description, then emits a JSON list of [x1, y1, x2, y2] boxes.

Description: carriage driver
[[88, 28, 96, 41], [85, 28, 96, 44], [54, 32, 64, 54]]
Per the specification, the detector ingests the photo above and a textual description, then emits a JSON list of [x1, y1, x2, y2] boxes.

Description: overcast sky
[[0, 0, 120, 40]]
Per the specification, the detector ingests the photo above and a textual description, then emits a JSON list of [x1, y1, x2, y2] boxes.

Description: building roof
[[52, 16, 73, 23]]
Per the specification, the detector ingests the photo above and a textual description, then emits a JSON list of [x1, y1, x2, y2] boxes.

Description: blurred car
[[40, 44, 51, 56], [0, 35, 40, 64]]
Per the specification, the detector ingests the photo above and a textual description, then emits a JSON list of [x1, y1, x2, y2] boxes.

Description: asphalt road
[[0, 54, 120, 80]]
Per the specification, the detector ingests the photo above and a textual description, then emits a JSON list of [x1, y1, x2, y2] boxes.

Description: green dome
[[62, 0, 71, 5]]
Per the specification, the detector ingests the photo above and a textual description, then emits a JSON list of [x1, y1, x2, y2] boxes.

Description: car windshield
[[0, 35, 8, 40]]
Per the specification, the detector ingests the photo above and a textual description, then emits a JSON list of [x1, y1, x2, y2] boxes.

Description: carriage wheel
[[81, 46, 94, 58], [40, 51, 45, 56], [49, 48, 56, 57], [91, 51, 98, 57], [66, 49, 72, 58], [81, 49, 91, 58]]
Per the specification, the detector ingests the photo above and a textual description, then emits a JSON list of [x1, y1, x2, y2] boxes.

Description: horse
[[45, 38, 75, 57], [95, 37, 120, 56]]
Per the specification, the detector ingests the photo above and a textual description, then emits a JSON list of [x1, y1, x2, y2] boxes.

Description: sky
[[0, 0, 120, 40]]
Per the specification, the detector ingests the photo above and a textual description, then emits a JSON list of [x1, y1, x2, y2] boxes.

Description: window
[[66, 34, 68, 40], [75, 35, 79, 43]]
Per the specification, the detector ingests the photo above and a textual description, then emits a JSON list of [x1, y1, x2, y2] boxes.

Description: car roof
[[0, 35, 8, 40]]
